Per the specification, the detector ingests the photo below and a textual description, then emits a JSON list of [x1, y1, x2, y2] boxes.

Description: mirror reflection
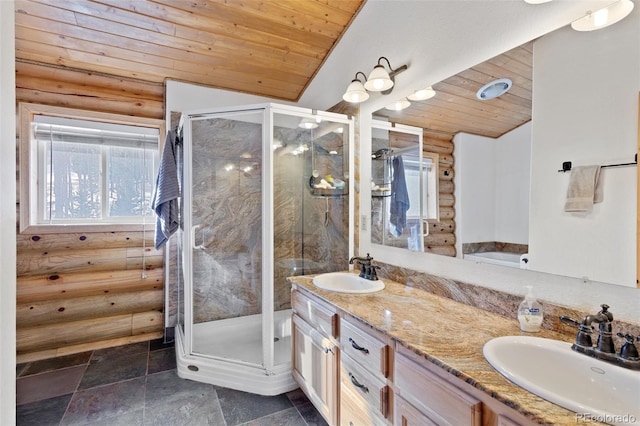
[[370, 121, 440, 251], [370, 12, 638, 288]]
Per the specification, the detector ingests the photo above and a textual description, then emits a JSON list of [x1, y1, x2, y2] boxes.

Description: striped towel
[[152, 130, 180, 249]]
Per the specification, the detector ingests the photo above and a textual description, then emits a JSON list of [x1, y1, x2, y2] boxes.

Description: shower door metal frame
[[180, 102, 355, 376], [182, 105, 269, 371]]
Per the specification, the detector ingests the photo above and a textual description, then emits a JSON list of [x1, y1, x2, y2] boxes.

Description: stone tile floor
[[16, 338, 328, 426]]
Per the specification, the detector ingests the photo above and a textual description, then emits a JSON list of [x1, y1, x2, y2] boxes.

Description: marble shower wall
[[191, 116, 264, 324], [273, 124, 350, 312], [186, 115, 350, 324]]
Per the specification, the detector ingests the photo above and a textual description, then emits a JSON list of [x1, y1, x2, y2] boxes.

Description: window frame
[[19, 103, 165, 233]]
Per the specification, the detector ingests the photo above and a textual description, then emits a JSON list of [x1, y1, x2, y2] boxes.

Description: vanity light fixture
[[342, 72, 370, 103], [408, 86, 436, 101], [342, 57, 409, 103], [524, 0, 552, 4], [571, 0, 634, 31], [385, 98, 411, 111]]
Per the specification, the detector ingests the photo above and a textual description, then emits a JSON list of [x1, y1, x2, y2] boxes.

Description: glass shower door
[[184, 109, 266, 366]]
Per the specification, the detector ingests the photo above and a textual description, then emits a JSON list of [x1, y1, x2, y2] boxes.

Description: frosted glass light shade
[[342, 79, 369, 103], [364, 65, 394, 91], [408, 87, 436, 101], [571, 0, 634, 31], [385, 98, 411, 111]]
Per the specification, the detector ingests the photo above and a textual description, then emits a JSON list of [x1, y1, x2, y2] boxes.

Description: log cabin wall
[[423, 130, 456, 257], [15, 60, 166, 363]]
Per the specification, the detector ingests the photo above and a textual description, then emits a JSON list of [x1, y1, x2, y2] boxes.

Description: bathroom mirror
[[363, 10, 639, 288], [370, 120, 440, 251]]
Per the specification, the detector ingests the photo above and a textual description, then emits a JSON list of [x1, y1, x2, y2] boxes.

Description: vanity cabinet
[[339, 316, 391, 425], [291, 288, 339, 425], [340, 317, 390, 379], [394, 395, 438, 426], [395, 349, 482, 426], [291, 284, 534, 426]]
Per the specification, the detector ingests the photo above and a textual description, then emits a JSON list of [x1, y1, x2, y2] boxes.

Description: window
[[394, 148, 439, 221], [20, 103, 164, 232]]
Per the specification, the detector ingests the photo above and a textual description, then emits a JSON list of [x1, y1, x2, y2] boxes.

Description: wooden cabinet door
[[394, 395, 438, 426], [292, 313, 338, 425]]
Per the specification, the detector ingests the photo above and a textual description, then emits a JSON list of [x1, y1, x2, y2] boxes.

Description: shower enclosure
[[173, 103, 353, 395]]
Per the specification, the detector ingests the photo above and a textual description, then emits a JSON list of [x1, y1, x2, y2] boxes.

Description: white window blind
[[32, 114, 159, 225]]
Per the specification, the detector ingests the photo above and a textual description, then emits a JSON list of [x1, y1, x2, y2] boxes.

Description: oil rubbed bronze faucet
[[349, 253, 379, 281], [560, 304, 640, 370]]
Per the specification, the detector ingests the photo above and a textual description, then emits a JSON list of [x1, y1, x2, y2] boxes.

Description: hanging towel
[[390, 156, 410, 236], [152, 130, 180, 249], [564, 165, 602, 213]]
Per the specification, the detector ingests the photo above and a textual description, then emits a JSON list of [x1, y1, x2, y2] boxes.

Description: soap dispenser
[[517, 286, 543, 333]]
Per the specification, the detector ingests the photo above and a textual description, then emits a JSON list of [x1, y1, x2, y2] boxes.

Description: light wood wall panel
[[16, 64, 166, 363], [16, 231, 165, 363], [15, 60, 164, 119]]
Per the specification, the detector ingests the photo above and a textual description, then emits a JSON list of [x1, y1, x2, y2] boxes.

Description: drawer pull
[[349, 337, 370, 354], [349, 372, 369, 393]]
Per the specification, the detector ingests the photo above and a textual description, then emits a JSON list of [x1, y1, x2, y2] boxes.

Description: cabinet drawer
[[292, 290, 338, 338], [394, 395, 438, 426], [340, 385, 388, 426], [395, 353, 481, 426], [341, 353, 390, 421], [340, 317, 389, 379]]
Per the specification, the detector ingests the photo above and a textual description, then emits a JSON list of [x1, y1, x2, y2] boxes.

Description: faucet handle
[[559, 316, 580, 327], [616, 333, 640, 360], [560, 316, 593, 347], [599, 304, 613, 321]]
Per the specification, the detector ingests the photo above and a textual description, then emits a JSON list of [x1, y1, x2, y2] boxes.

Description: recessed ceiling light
[[476, 78, 512, 100]]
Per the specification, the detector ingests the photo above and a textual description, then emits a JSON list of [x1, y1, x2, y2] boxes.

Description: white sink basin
[[312, 272, 385, 294], [483, 336, 640, 425]]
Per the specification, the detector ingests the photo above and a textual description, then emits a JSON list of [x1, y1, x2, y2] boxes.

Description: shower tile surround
[[164, 106, 352, 329], [182, 112, 350, 325], [16, 339, 326, 426], [375, 262, 640, 342]]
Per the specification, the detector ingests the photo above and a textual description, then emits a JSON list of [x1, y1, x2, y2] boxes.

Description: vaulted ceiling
[[13, 1, 612, 139], [14, 0, 365, 101]]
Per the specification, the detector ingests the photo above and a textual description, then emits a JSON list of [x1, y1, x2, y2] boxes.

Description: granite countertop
[[289, 273, 603, 426]]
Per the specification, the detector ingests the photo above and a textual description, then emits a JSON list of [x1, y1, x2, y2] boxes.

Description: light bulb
[[593, 7, 609, 27]]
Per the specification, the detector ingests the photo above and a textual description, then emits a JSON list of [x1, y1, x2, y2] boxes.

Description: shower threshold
[[175, 309, 297, 396]]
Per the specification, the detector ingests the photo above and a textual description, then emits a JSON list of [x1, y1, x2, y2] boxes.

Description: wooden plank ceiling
[[14, 0, 365, 101], [15, 0, 531, 138], [375, 41, 533, 139]]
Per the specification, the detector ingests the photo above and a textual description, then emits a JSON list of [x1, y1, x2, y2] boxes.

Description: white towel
[[563, 165, 602, 212]]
